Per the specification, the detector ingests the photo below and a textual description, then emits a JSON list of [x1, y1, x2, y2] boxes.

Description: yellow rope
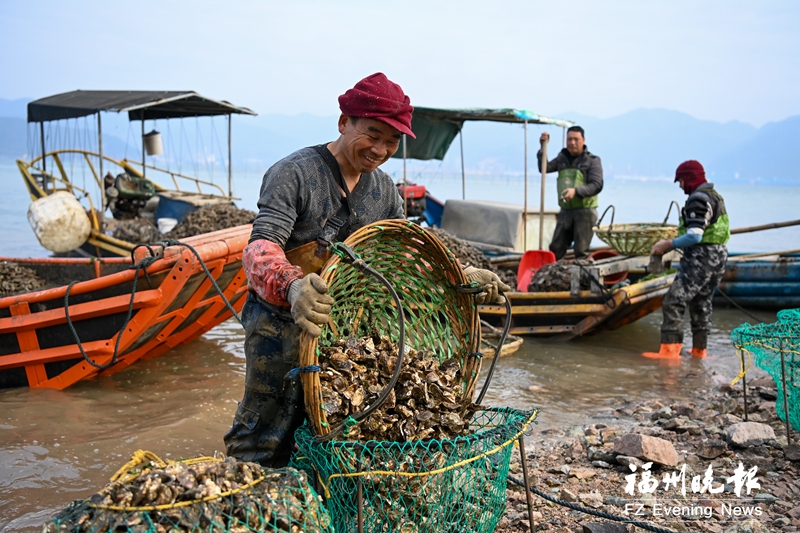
[[94, 450, 263, 511], [730, 347, 754, 387], [318, 409, 539, 498]]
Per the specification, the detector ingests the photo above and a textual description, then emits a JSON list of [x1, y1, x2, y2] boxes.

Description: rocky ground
[[494, 371, 800, 533]]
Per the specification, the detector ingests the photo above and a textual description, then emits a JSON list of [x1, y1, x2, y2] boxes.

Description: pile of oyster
[[526, 259, 593, 292], [44, 457, 331, 533], [164, 204, 256, 240], [0, 262, 47, 295], [318, 333, 475, 442]]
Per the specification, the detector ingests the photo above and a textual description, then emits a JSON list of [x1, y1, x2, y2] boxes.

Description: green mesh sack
[[731, 308, 800, 432], [293, 407, 538, 533], [42, 450, 333, 533]]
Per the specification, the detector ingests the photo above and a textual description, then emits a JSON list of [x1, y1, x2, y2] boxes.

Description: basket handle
[[663, 200, 680, 225], [595, 205, 616, 232]]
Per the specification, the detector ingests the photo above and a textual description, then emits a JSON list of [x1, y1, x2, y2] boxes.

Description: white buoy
[[143, 130, 164, 156], [27, 192, 92, 253]]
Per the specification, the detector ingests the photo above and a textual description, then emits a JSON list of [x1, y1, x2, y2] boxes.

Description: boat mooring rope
[[63, 239, 245, 371]]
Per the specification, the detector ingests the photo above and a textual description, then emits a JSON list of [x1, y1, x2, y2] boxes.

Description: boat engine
[[396, 183, 427, 218], [104, 172, 155, 220]]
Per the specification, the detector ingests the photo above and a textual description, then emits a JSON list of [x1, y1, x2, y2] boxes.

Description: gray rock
[[591, 460, 611, 469], [696, 438, 728, 459], [578, 492, 603, 508], [784, 443, 800, 462], [615, 455, 643, 468], [673, 402, 697, 418], [603, 495, 628, 508], [613, 433, 680, 466], [726, 422, 776, 447], [650, 407, 673, 421], [753, 492, 777, 504]]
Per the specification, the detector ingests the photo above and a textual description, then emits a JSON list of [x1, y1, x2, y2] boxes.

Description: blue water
[[4, 161, 794, 257]]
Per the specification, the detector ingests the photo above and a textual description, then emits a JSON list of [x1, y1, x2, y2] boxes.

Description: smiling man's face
[[337, 115, 402, 175]]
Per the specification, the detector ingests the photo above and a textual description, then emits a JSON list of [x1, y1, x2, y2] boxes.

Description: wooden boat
[[18, 90, 256, 257], [480, 320, 524, 357], [716, 252, 800, 310], [479, 254, 676, 337], [0, 225, 250, 390]]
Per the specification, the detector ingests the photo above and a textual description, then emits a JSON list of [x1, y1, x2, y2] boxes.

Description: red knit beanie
[[338, 73, 415, 138], [675, 160, 706, 193]]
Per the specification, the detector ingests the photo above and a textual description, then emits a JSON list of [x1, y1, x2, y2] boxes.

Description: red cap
[[338, 73, 415, 138], [675, 160, 706, 193]]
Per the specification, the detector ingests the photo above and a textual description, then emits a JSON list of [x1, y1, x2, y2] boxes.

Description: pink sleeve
[[243, 239, 303, 306]]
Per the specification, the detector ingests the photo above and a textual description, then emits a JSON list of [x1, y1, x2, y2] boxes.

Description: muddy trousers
[[224, 294, 305, 467], [660, 244, 727, 349], [549, 207, 598, 260]]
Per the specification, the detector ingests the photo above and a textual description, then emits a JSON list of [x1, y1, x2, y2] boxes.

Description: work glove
[[287, 273, 335, 337], [464, 267, 511, 305]]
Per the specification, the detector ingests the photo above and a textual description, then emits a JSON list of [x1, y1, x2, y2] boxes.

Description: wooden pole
[[730, 219, 800, 235], [538, 134, 548, 250], [460, 129, 466, 200], [523, 121, 528, 250], [228, 114, 233, 197], [97, 113, 104, 210]]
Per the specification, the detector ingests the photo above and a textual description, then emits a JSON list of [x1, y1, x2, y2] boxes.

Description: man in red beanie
[[643, 160, 730, 361], [225, 73, 509, 466]]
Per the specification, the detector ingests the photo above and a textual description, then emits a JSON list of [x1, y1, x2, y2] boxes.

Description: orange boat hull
[[0, 225, 251, 390]]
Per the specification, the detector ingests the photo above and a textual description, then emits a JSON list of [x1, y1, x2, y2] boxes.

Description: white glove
[[464, 267, 511, 305], [287, 273, 335, 337]]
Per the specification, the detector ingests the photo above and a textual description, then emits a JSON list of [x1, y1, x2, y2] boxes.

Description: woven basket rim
[[298, 220, 481, 438]]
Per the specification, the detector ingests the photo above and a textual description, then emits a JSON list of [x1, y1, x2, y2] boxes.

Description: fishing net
[[42, 450, 333, 533], [293, 407, 538, 533], [731, 308, 800, 432], [299, 219, 481, 437]]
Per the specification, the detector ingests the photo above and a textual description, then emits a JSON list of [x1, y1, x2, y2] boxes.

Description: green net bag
[[42, 450, 333, 533], [731, 308, 800, 432], [294, 407, 538, 533]]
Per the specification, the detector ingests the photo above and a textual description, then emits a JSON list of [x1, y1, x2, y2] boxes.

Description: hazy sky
[[2, 1, 798, 127]]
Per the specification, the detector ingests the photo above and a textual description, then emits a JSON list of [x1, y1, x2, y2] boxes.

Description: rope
[[285, 365, 320, 380], [318, 409, 539, 498], [506, 476, 679, 533], [155, 239, 243, 326], [63, 255, 155, 371], [714, 286, 763, 323], [575, 263, 618, 309], [730, 347, 754, 387]]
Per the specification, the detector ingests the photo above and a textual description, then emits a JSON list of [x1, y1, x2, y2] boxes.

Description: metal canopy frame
[[27, 90, 257, 196]]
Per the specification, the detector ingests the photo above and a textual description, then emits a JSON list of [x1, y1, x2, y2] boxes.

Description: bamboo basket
[[594, 202, 680, 256], [299, 220, 481, 437]]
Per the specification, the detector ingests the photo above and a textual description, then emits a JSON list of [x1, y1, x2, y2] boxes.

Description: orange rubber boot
[[642, 343, 682, 360], [690, 348, 707, 358]]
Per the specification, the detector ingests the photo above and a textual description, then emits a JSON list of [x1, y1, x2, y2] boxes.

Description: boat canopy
[[27, 90, 257, 123], [393, 106, 576, 161]]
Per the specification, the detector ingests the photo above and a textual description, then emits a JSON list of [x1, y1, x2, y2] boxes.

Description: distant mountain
[[710, 115, 800, 183], [1, 97, 797, 182]]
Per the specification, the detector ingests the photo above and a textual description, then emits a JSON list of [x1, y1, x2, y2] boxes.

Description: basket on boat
[[42, 450, 333, 533], [593, 202, 680, 256], [298, 219, 481, 438]]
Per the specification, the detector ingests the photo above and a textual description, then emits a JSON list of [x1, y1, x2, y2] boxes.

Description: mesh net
[[293, 407, 538, 533], [43, 451, 333, 533], [300, 220, 481, 437], [731, 308, 800, 432]]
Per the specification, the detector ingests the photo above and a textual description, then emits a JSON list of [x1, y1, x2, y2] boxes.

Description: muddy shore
[[495, 369, 799, 533]]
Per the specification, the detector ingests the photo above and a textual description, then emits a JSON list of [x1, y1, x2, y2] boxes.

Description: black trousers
[[549, 208, 598, 260]]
